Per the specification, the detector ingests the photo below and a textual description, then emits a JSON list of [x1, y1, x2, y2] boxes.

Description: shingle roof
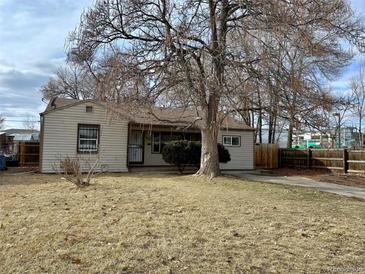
[[44, 98, 80, 112], [42, 98, 253, 131], [125, 106, 253, 131]]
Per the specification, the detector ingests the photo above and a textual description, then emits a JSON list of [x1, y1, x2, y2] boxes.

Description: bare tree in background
[[66, 0, 365, 177], [350, 65, 365, 147], [331, 95, 353, 148], [0, 115, 4, 130], [249, 12, 352, 147], [22, 115, 38, 132], [40, 63, 96, 100]]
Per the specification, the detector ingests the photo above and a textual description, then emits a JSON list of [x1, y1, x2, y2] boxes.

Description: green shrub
[[217, 143, 231, 163], [162, 140, 199, 173], [161, 140, 231, 173]]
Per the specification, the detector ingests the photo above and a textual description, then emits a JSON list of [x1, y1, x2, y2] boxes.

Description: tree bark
[[196, 127, 220, 178], [272, 110, 277, 143], [359, 116, 362, 147], [258, 113, 263, 144], [287, 120, 294, 148]]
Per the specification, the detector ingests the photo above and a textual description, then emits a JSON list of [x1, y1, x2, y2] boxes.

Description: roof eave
[[40, 99, 101, 116]]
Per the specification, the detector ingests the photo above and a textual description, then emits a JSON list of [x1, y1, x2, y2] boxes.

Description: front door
[[128, 130, 144, 164]]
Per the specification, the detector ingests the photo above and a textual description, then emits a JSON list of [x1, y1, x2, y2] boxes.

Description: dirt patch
[[273, 168, 365, 188], [0, 173, 364, 273]]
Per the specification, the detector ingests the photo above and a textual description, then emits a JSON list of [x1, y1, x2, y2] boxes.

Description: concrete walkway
[[224, 171, 365, 201]]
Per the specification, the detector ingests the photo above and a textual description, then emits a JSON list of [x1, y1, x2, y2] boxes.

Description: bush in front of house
[[162, 140, 200, 173], [162, 140, 231, 173], [217, 143, 231, 163], [54, 156, 100, 187]]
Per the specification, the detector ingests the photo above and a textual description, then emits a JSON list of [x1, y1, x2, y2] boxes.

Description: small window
[[86, 106, 93, 113], [152, 132, 161, 153], [223, 135, 241, 146], [78, 124, 100, 153]]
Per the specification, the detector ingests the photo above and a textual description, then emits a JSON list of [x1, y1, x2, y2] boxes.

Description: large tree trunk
[[196, 125, 220, 178], [268, 112, 273, 143], [195, 102, 222, 179], [258, 110, 263, 144], [287, 120, 294, 148], [359, 117, 362, 147], [271, 111, 277, 143]]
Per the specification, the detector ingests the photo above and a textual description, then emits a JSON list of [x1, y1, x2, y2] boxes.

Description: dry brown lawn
[[273, 168, 365, 188], [0, 172, 364, 273]]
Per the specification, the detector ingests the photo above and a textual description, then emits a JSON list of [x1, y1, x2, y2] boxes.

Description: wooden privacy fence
[[255, 143, 279, 169], [18, 141, 40, 166], [280, 148, 365, 173]]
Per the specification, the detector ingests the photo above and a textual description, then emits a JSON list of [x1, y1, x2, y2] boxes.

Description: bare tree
[[0, 115, 4, 130], [350, 65, 365, 147], [330, 95, 353, 148], [22, 115, 38, 132], [40, 63, 96, 100], [67, 0, 365, 177], [252, 17, 352, 147]]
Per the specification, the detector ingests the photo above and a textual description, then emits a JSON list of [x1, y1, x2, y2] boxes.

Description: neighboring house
[[39, 98, 255, 173], [0, 129, 40, 157]]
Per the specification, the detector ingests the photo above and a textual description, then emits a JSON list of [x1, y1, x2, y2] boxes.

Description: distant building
[[292, 127, 363, 149], [0, 129, 40, 157], [2, 129, 39, 142], [292, 131, 333, 149]]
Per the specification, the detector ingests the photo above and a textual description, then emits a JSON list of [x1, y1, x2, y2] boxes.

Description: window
[[78, 124, 100, 153], [152, 132, 161, 153], [151, 132, 201, 153], [86, 106, 93, 113], [223, 135, 241, 146]]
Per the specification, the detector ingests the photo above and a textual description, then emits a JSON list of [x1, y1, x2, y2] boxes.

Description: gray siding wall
[[41, 102, 129, 173], [142, 130, 254, 170], [219, 130, 254, 170], [143, 132, 169, 166]]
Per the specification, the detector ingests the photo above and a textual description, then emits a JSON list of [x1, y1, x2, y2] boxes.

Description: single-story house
[[39, 98, 254, 173]]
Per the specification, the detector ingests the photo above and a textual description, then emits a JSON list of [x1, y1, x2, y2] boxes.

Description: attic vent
[[86, 106, 93, 113]]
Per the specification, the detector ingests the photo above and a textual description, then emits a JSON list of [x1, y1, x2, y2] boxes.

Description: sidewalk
[[224, 171, 365, 201]]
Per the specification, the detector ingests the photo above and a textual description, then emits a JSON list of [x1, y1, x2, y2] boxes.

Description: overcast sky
[[1, 0, 365, 129]]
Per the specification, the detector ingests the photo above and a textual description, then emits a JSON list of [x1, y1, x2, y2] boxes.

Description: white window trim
[[222, 135, 241, 147], [79, 137, 98, 152]]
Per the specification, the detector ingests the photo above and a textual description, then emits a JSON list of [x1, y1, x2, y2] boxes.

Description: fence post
[[19, 142, 25, 166], [307, 148, 312, 169], [343, 149, 348, 174]]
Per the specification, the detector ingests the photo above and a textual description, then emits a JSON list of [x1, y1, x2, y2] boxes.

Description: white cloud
[[0, 0, 91, 129], [0, 0, 365, 129]]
